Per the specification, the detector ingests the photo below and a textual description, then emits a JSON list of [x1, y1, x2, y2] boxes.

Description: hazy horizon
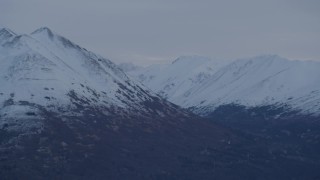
[[1, 0, 319, 65]]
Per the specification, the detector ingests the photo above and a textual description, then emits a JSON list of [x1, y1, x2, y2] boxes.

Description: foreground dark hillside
[[1, 105, 320, 179]]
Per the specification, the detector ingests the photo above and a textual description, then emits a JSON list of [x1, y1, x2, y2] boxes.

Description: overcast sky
[[0, 0, 319, 65]]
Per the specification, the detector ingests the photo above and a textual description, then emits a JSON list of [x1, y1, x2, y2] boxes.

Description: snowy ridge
[[123, 55, 320, 116]]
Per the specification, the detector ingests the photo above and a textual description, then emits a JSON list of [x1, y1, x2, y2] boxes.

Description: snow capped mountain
[[1, 27, 320, 180], [123, 55, 320, 116], [0, 27, 187, 132]]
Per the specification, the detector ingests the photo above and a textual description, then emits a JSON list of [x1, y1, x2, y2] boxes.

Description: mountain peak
[[0, 28, 17, 39], [31, 27, 55, 39], [0, 27, 16, 35], [31, 27, 83, 50], [172, 55, 211, 64]]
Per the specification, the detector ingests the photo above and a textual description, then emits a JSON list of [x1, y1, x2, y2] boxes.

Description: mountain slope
[[124, 55, 320, 116]]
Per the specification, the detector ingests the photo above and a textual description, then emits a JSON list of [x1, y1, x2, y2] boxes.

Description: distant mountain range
[[122, 55, 320, 116]]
